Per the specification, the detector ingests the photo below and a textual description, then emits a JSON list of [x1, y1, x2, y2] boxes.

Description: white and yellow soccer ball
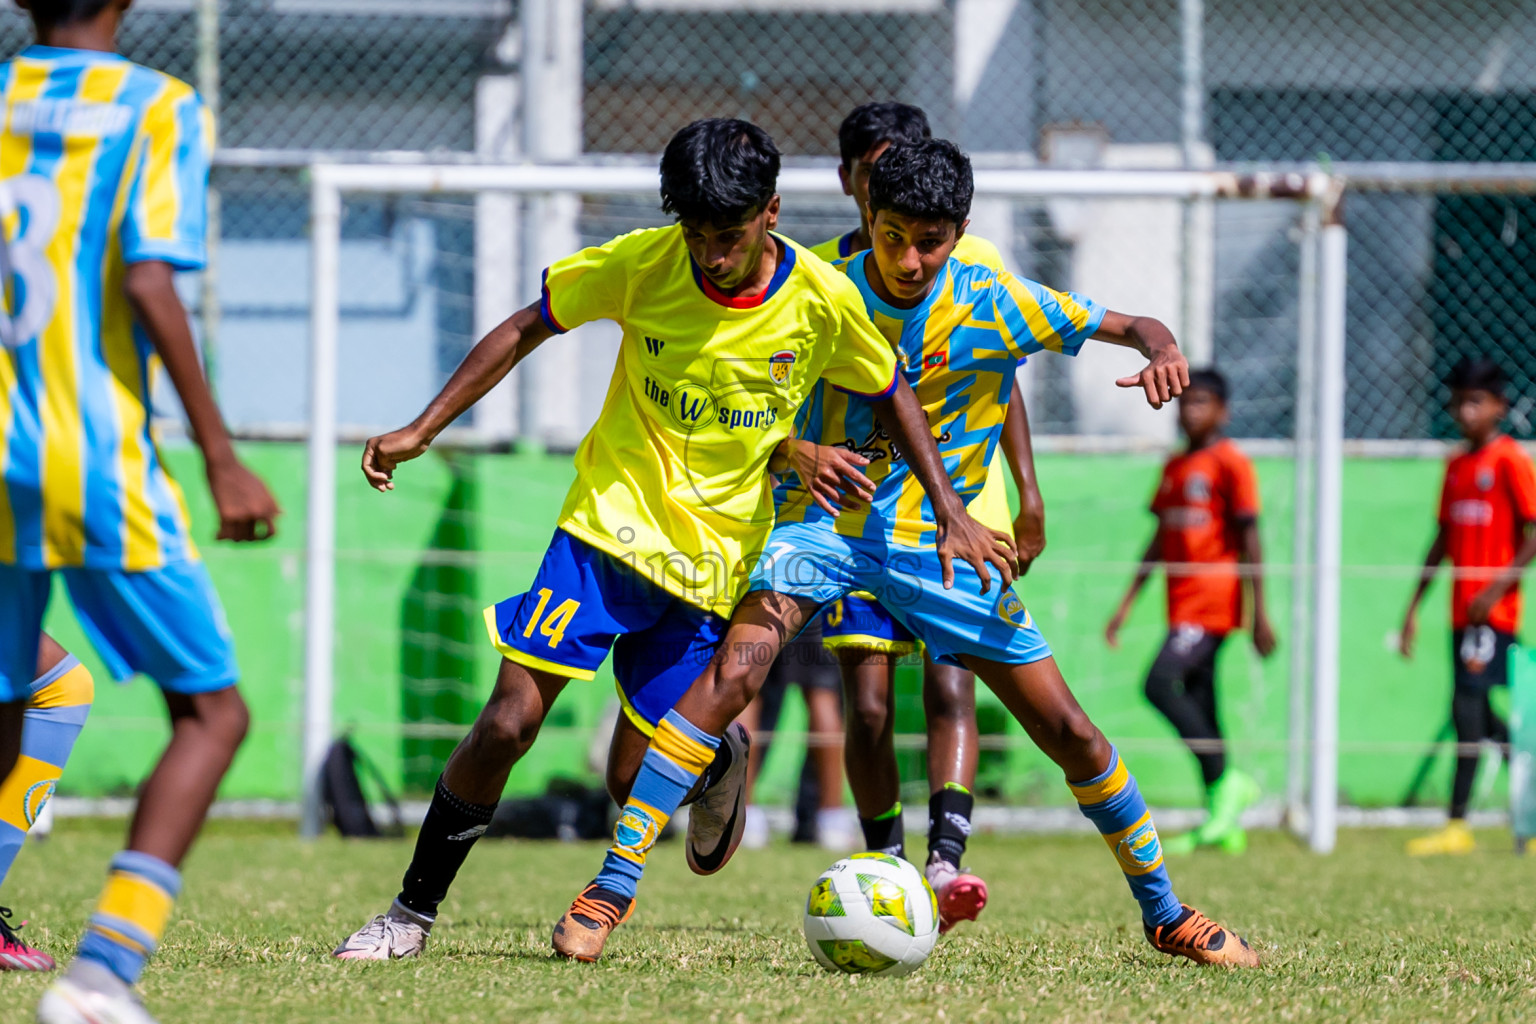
[[802, 852, 938, 977]]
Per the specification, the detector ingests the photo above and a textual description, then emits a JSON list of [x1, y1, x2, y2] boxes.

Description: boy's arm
[[867, 377, 1017, 593], [1105, 529, 1161, 648], [768, 438, 875, 517], [999, 379, 1045, 572], [1238, 517, 1278, 657], [1090, 310, 1190, 410], [1399, 526, 1449, 658], [1466, 520, 1536, 627], [362, 303, 554, 491], [124, 261, 280, 542]]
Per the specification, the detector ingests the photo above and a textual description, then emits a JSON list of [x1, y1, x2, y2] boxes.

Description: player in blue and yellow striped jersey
[[798, 102, 1048, 930], [0, 3, 281, 1020], [571, 140, 1262, 968]]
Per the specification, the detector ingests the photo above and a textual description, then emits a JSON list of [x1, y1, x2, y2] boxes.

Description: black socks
[[928, 784, 974, 868], [859, 803, 905, 857], [397, 777, 497, 919]]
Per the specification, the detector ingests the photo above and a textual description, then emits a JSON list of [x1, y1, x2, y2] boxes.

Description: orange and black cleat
[[551, 884, 634, 962], [1144, 904, 1260, 967]]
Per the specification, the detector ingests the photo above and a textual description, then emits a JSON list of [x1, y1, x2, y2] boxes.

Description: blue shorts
[[485, 529, 727, 736], [750, 521, 1051, 669], [0, 560, 239, 702], [820, 592, 921, 657]]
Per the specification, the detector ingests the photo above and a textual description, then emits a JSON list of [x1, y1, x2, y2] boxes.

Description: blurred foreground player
[[564, 139, 1260, 968], [1106, 369, 1275, 854], [803, 100, 1048, 931], [1401, 358, 1536, 855], [0, 2, 282, 1021]]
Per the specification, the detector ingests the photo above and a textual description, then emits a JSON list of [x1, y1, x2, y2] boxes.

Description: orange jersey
[[1150, 439, 1261, 633], [1438, 435, 1536, 634]]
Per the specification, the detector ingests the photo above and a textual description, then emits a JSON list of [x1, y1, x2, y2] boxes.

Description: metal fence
[[1, 1, 1529, 440]]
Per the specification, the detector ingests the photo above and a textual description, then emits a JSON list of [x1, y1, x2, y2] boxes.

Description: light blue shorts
[[0, 560, 239, 702], [748, 520, 1051, 669]]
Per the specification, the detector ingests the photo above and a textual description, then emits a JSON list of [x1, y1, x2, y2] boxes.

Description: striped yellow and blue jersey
[[0, 46, 211, 570], [776, 251, 1104, 547], [808, 229, 1016, 532], [540, 226, 897, 615]]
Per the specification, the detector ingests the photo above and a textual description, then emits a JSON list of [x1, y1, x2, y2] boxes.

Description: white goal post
[[300, 161, 1347, 848]]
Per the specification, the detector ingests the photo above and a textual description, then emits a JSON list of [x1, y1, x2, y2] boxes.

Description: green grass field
[[9, 820, 1536, 1022]]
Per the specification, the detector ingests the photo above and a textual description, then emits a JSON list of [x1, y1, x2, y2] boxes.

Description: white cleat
[[37, 978, 158, 1024], [685, 722, 750, 875], [332, 900, 431, 960]]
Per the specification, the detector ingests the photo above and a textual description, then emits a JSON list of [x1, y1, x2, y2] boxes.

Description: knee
[[711, 657, 765, 717], [1143, 671, 1175, 709], [201, 688, 250, 750], [846, 686, 890, 742], [1050, 707, 1106, 761], [473, 695, 541, 756]]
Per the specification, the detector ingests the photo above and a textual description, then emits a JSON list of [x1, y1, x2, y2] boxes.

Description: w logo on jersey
[[671, 383, 716, 428], [644, 335, 666, 357], [769, 349, 796, 384]]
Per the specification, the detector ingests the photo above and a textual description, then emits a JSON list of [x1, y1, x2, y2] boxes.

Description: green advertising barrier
[[44, 443, 1470, 812]]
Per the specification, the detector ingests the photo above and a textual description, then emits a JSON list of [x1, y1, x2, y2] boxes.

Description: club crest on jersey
[[1477, 467, 1495, 492], [769, 350, 796, 384], [996, 589, 1029, 627], [1184, 473, 1212, 502]]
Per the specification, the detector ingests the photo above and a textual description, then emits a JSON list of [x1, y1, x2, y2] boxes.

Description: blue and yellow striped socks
[[593, 710, 721, 900], [76, 851, 182, 985], [1068, 746, 1183, 927], [0, 656, 93, 885]]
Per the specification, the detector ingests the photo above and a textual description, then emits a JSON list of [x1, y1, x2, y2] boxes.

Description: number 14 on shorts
[[523, 588, 581, 649]]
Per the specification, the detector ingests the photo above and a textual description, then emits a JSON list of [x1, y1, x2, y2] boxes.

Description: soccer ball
[[802, 853, 938, 977]]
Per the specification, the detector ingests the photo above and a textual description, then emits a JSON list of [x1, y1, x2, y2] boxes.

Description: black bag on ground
[[484, 777, 615, 841], [320, 736, 405, 838]]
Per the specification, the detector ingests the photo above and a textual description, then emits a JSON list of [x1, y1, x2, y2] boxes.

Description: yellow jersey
[[806, 228, 1015, 532], [541, 226, 898, 615]]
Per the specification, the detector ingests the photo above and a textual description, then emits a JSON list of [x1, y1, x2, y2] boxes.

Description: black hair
[[866, 139, 973, 228], [28, 0, 113, 26], [1446, 357, 1508, 399], [1185, 368, 1229, 403], [659, 118, 780, 227], [838, 102, 930, 169]]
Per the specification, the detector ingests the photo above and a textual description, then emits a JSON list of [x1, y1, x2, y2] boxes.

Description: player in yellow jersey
[[333, 119, 1009, 964], [0, 2, 282, 1021], [565, 139, 1260, 968], [800, 101, 1046, 930]]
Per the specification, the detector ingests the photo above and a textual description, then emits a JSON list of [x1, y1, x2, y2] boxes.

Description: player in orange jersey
[[1401, 358, 1536, 855], [1107, 368, 1276, 854]]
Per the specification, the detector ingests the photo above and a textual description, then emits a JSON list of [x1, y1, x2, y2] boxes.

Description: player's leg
[[882, 549, 1258, 966], [1408, 626, 1512, 855], [921, 656, 987, 931], [824, 594, 913, 857], [795, 629, 853, 850], [839, 649, 904, 851], [1142, 628, 1225, 788], [40, 562, 248, 1019], [553, 588, 817, 961], [0, 572, 60, 972], [1182, 634, 1258, 853]]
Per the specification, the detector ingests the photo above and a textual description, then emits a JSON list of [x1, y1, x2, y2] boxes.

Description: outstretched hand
[[362, 426, 431, 492], [1116, 345, 1190, 409]]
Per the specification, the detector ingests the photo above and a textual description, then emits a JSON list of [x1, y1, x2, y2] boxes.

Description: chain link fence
[[1, 0, 1528, 444]]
